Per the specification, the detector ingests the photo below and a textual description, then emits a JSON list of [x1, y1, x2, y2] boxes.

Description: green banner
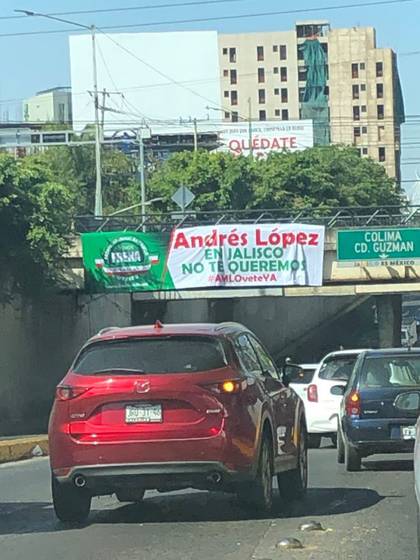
[[81, 231, 173, 293], [337, 228, 420, 262]]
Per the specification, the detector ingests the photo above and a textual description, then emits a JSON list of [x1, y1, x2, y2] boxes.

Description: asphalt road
[[0, 444, 416, 560]]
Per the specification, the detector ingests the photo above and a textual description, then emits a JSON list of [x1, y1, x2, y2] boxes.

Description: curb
[[0, 435, 49, 464]]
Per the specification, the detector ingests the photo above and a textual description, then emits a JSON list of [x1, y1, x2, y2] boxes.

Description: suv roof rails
[[97, 326, 120, 336]]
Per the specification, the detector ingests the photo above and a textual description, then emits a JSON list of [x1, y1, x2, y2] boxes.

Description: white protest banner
[[166, 223, 325, 289]]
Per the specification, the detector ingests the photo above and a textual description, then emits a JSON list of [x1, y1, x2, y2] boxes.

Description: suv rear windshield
[[73, 336, 227, 375], [318, 355, 358, 381], [360, 356, 420, 388], [291, 367, 316, 384]]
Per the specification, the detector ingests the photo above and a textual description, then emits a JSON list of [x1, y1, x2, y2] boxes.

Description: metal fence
[[74, 205, 420, 233]]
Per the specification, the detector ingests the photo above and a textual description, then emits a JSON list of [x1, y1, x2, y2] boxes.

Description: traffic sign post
[[171, 186, 195, 214], [337, 228, 420, 264]]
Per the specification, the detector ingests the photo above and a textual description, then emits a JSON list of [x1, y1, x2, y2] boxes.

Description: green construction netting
[[300, 39, 330, 146]]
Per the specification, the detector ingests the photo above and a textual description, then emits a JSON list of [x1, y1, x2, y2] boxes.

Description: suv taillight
[[203, 380, 244, 394], [56, 385, 88, 401], [307, 384, 318, 402], [345, 390, 361, 417]]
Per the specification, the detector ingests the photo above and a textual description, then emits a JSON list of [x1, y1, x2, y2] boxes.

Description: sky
[[1, 0, 420, 188]]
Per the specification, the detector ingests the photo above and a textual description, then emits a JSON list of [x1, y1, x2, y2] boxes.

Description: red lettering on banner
[[308, 233, 319, 246], [173, 232, 189, 249]]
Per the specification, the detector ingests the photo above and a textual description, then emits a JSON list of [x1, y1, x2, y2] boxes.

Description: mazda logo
[[134, 380, 150, 394]]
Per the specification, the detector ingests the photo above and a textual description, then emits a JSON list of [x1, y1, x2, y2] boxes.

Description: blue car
[[336, 348, 420, 471]]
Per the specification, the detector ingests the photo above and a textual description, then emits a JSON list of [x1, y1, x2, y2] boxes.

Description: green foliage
[[39, 145, 140, 215], [0, 153, 74, 299], [147, 146, 401, 213]]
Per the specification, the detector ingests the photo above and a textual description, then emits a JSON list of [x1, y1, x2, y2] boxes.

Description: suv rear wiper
[[92, 368, 146, 375]]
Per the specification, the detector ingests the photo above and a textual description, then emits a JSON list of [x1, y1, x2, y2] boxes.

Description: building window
[[259, 110, 267, 121], [281, 88, 288, 103], [223, 48, 228, 55], [274, 67, 279, 74], [362, 126, 368, 134], [258, 89, 266, 104], [298, 67, 307, 81], [353, 106, 360, 121], [360, 83, 366, 91], [223, 69, 229, 77], [229, 48, 236, 63], [376, 61, 383, 77], [297, 46, 304, 60], [224, 91, 229, 98], [299, 87, 305, 102], [273, 45, 278, 52], [324, 85, 329, 96], [280, 67, 288, 82], [360, 62, 365, 70], [275, 109, 280, 116], [354, 127, 361, 139], [274, 88, 280, 95], [362, 147, 368, 155], [378, 125, 385, 141], [257, 46, 264, 61], [377, 83, 384, 98], [379, 147, 386, 161], [258, 67, 265, 83], [280, 45, 287, 60], [224, 111, 230, 119], [361, 105, 367, 113], [352, 84, 359, 99], [377, 104, 384, 119], [352, 63, 359, 79], [231, 111, 238, 122], [231, 90, 238, 105], [282, 109, 289, 120], [230, 69, 237, 84]]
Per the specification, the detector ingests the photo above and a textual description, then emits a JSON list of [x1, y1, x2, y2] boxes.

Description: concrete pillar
[[376, 294, 402, 348]]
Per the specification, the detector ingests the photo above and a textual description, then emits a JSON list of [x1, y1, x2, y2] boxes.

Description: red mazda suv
[[49, 322, 307, 522]]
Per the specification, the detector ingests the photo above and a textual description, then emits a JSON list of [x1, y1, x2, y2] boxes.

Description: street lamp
[[15, 9, 103, 217], [108, 198, 164, 217]]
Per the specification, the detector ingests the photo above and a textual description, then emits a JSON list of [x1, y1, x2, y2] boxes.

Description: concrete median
[[0, 435, 49, 464]]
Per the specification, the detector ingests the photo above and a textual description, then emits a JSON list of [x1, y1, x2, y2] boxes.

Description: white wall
[[69, 31, 221, 131]]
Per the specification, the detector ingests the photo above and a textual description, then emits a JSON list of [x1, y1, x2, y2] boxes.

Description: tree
[[38, 145, 140, 215], [147, 146, 401, 214], [0, 153, 74, 299]]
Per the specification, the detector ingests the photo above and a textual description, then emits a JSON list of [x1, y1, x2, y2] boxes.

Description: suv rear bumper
[[54, 461, 250, 494]]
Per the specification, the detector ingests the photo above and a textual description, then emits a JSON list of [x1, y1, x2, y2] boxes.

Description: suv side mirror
[[330, 385, 345, 396]]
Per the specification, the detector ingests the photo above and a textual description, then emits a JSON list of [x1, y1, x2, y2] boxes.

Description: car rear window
[[318, 355, 358, 381], [73, 336, 227, 375], [292, 368, 316, 384], [360, 356, 420, 388]]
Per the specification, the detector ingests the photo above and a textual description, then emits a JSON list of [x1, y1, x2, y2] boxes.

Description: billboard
[[81, 224, 325, 293], [218, 120, 314, 157], [69, 31, 220, 131]]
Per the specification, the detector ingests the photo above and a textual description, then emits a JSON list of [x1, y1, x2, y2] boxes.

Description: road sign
[[171, 186, 195, 211], [337, 228, 420, 263]]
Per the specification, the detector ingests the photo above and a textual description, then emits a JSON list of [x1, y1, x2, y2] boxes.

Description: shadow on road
[[0, 485, 386, 534], [362, 458, 414, 472]]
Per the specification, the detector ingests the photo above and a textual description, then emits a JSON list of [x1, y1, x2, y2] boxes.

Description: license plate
[[401, 425, 416, 440], [125, 404, 162, 423]]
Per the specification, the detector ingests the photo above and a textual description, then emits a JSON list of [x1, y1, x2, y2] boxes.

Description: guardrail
[[74, 205, 420, 233]]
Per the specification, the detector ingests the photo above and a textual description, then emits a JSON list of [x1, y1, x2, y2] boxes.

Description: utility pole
[[137, 129, 146, 226], [248, 97, 253, 158], [91, 25, 103, 217], [100, 88, 108, 136], [193, 118, 198, 152], [15, 11, 104, 217]]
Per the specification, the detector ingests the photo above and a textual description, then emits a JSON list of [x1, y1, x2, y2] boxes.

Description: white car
[[303, 350, 368, 448], [289, 363, 319, 401]]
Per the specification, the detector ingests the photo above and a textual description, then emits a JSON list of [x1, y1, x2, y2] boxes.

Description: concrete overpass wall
[[0, 293, 131, 436]]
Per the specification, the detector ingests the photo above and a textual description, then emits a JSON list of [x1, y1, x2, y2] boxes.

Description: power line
[[0, 0, 417, 38], [1, 0, 244, 20]]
